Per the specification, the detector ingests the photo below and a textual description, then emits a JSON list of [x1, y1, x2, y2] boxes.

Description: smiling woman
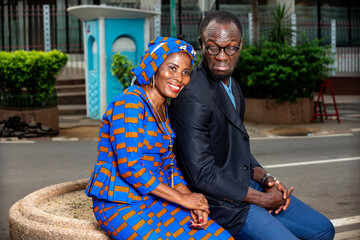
[[84, 36, 234, 240], [147, 52, 192, 101]]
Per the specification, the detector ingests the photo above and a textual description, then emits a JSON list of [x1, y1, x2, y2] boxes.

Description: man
[[170, 10, 335, 240]]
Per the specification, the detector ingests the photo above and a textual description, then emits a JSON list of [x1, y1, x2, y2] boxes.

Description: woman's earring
[[151, 76, 156, 88]]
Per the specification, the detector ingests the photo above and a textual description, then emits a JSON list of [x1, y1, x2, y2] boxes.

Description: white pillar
[[43, 5, 51, 52], [83, 21, 89, 117], [272, 0, 295, 13], [144, 18, 150, 51], [99, 17, 107, 116], [291, 13, 296, 46], [331, 19, 337, 76], [248, 13, 253, 45], [154, 4, 161, 39], [200, 0, 206, 18]]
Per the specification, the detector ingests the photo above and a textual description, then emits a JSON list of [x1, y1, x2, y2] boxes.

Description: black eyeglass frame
[[200, 37, 242, 56]]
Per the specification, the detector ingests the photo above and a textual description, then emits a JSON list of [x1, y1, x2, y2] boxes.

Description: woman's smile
[[168, 82, 182, 93]]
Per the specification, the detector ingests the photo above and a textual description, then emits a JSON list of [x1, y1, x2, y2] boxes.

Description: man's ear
[[239, 37, 243, 50], [198, 37, 203, 49]]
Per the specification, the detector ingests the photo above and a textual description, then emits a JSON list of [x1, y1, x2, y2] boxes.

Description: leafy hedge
[[233, 40, 333, 102], [111, 53, 135, 89], [0, 50, 68, 107]]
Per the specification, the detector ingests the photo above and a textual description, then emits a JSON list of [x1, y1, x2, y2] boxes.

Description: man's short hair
[[198, 10, 243, 39]]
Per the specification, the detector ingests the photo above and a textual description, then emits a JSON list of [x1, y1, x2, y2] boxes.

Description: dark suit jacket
[[170, 62, 261, 235]]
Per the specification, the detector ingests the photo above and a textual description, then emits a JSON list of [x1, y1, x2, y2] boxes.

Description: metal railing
[[0, 4, 85, 78], [160, 13, 360, 75], [0, 93, 58, 110], [1, 5, 359, 76]]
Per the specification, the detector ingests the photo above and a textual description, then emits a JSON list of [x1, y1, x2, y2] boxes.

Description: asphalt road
[[1, 133, 359, 239], [250, 133, 360, 220]]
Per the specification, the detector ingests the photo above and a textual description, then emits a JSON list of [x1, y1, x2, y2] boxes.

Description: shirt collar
[[221, 77, 232, 91]]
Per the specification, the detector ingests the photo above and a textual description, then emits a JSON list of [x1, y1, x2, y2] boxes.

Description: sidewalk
[[56, 115, 100, 140], [57, 95, 360, 140]]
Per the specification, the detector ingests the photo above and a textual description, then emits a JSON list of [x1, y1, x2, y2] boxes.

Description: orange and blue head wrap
[[131, 36, 196, 85]]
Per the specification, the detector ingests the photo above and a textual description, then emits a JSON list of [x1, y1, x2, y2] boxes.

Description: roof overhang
[[68, 5, 160, 21]]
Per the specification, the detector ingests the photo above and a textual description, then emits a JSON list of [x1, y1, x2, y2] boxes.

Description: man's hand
[[245, 186, 285, 211], [265, 179, 294, 214], [265, 185, 287, 211], [265, 177, 293, 199]]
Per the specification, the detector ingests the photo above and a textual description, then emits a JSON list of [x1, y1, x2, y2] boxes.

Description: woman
[[85, 37, 233, 240]]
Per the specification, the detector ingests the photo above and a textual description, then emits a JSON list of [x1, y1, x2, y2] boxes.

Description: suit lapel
[[211, 81, 248, 136], [232, 82, 241, 116]]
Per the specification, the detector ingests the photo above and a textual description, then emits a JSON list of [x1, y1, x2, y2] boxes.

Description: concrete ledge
[[9, 179, 109, 240], [244, 98, 314, 124], [0, 107, 59, 131]]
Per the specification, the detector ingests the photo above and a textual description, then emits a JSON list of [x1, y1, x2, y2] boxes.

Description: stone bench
[[9, 179, 110, 240]]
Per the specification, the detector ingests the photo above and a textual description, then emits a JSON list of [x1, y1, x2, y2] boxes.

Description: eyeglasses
[[204, 45, 240, 56], [201, 38, 241, 56]]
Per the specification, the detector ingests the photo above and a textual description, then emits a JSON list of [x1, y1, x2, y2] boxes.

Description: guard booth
[[68, 5, 159, 119]]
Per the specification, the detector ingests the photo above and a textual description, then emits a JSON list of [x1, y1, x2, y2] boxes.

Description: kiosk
[[68, 5, 159, 119]]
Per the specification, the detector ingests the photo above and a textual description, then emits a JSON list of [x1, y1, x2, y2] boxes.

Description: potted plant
[[111, 52, 135, 89], [0, 50, 68, 131], [233, 4, 333, 124]]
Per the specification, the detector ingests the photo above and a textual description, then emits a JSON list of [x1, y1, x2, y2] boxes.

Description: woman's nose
[[174, 71, 182, 82]]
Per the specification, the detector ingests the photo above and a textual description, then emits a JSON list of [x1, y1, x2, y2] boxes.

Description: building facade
[[1, 0, 359, 75]]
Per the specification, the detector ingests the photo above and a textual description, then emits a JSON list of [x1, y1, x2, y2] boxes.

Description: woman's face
[[153, 52, 192, 99]]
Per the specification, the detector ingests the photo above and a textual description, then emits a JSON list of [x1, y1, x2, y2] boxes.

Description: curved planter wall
[[8, 179, 109, 240], [0, 107, 59, 131], [244, 98, 314, 124]]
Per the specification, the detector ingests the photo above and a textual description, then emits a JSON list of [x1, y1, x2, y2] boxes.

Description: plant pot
[[0, 107, 59, 131], [0, 94, 59, 131], [244, 97, 314, 124]]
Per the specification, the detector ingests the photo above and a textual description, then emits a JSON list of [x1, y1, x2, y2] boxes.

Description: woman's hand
[[150, 183, 210, 214], [189, 209, 208, 229], [173, 184, 209, 228], [180, 192, 210, 214]]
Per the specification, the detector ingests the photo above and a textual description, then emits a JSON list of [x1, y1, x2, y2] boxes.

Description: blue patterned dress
[[85, 86, 233, 240]]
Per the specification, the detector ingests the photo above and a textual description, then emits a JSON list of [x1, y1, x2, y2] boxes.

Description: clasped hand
[[181, 192, 210, 229], [265, 179, 294, 214]]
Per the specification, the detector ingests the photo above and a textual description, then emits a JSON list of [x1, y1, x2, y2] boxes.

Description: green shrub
[[111, 53, 135, 89], [193, 51, 202, 68], [234, 40, 333, 102], [268, 4, 294, 45], [0, 50, 68, 106]]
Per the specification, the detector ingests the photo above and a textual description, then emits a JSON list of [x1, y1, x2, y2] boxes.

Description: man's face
[[199, 20, 242, 82]]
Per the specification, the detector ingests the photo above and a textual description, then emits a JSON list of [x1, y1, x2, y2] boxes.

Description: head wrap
[[131, 36, 196, 85]]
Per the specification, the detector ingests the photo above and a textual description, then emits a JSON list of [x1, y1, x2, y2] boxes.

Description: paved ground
[[2, 133, 359, 240], [52, 94, 360, 240], [1, 94, 359, 239]]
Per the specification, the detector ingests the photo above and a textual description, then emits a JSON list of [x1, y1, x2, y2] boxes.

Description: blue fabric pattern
[[93, 198, 234, 240], [85, 86, 186, 204]]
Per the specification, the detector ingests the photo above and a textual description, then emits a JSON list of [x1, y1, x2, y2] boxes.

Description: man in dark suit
[[170, 10, 335, 240]]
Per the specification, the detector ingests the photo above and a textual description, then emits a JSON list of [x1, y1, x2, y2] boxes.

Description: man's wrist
[[261, 173, 276, 187]]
